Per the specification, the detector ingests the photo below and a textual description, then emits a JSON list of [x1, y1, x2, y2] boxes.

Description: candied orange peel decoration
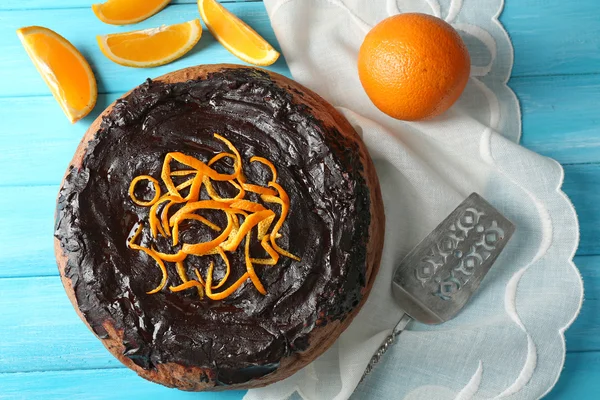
[[127, 133, 299, 300]]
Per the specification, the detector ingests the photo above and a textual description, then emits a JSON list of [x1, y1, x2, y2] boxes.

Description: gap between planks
[[0, 0, 263, 12], [510, 71, 600, 81], [2, 70, 600, 100], [0, 366, 126, 375]]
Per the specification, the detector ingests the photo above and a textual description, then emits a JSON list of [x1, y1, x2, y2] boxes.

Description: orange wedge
[[198, 0, 280, 66], [92, 0, 171, 25], [97, 20, 202, 68], [17, 26, 97, 123]]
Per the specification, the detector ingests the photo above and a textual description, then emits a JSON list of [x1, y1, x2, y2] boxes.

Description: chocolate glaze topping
[[55, 68, 370, 385]]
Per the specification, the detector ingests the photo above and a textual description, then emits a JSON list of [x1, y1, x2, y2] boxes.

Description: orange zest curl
[[202, 175, 245, 203], [170, 169, 197, 176], [239, 182, 277, 197], [204, 263, 250, 301], [170, 280, 203, 292], [230, 199, 267, 213], [208, 152, 235, 166], [212, 247, 231, 289], [179, 213, 221, 232], [153, 248, 187, 262], [175, 178, 194, 191], [220, 209, 275, 252], [251, 236, 280, 265], [250, 156, 278, 182], [182, 212, 235, 254], [127, 133, 301, 301], [149, 196, 180, 238], [129, 175, 161, 206], [245, 232, 266, 294], [263, 183, 300, 261], [169, 280, 205, 299]]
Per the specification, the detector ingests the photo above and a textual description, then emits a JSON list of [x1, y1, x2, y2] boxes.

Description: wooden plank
[[0, 276, 121, 373], [0, 352, 597, 400], [0, 94, 120, 187], [0, 368, 245, 399], [0, 186, 58, 279], [545, 352, 600, 399], [562, 164, 600, 256], [0, 3, 290, 98], [0, 0, 255, 10], [502, 0, 600, 77], [512, 74, 600, 165], [0, 253, 595, 373], [564, 256, 600, 353], [2, 353, 597, 400]]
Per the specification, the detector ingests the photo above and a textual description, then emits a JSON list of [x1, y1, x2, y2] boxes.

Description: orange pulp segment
[[97, 19, 202, 68], [17, 26, 97, 123], [198, 0, 279, 66], [92, 0, 171, 25]]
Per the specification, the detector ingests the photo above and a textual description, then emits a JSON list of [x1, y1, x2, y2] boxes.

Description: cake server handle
[[360, 313, 412, 382]]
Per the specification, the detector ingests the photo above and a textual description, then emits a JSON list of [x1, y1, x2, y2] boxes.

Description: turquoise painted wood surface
[[0, 5, 290, 97], [0, 1, 598, 399]]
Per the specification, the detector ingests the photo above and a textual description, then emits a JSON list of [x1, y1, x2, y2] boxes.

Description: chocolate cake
[[54, 64, 384, 390]]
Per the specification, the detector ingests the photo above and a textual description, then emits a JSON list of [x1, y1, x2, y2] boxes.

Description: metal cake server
[[362, 193, 515, 380]]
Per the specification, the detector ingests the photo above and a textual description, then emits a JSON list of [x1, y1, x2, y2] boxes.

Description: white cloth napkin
[[245, 1, 583, 399]]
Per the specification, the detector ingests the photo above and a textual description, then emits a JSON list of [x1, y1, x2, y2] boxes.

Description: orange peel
[[17, 26, 97, 123], [149, 196, 180, 238], [208, 152, 235, 167], [175, 178, 194, 191], [92, 0, 171, 25], [251, 236, 280, 265], [170, 200, 234, 226], [169, 280, 205, 296], [264, 183, 300, 261], [220, 209, 275, 252], [230, 199, 267, 213], [182, 212, 234, 254], [212, 247, 231, 289], [250, 156, 278, 182], [178, 213, 221, 232], [214, 134, 243, 177], [203, 175, 245, 203], [97, 20, 202, 68], [204, 263, 250, 301], [245, 232, 266, 294], [198, 0, 280, 66], [170, 169, 197, 176], [153, 248, 187, 263], [174, 261, 204, 298], [127, 133, 299, 301], [129, 175, 161, 206], [161, 197, 185, 237], [239, 182, 277, 197]]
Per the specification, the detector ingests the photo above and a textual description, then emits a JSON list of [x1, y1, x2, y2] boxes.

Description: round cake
[[54, 64, 384, 391]]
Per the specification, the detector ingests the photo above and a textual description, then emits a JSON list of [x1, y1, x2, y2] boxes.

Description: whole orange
[[358, 13, 470, 121]]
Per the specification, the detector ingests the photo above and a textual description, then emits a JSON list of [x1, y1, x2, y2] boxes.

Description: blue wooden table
[[0, 1, 597, 398]]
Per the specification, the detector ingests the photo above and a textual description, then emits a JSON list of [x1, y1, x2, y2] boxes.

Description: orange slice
[[92, 0, 171, 25], [97, 20, 202, 68], [17, 26, 97, 123], [198, 0, 280, 66]]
